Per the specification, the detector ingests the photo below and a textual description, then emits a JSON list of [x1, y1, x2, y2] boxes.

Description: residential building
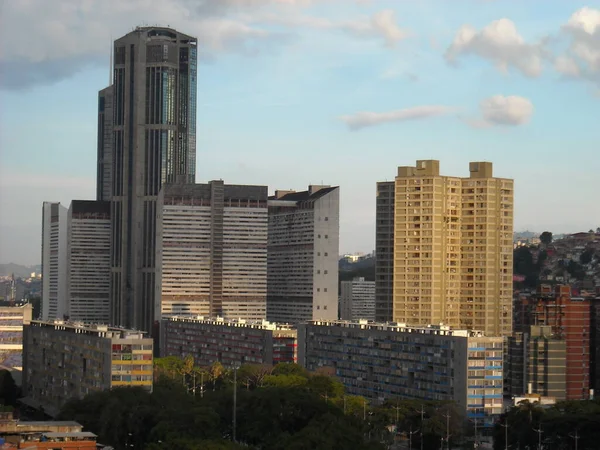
[[96, 86, 113, 202], [393, 160, 513, 336], [160, 316, 297, 366], [298, 320, 503, 426], [156, 181, 268, 320], [507, 326, 567, 401], [66, 201, 111, 324], [105, 27, 198, 333], [340, 277, 376, 321], [267, 186, 340, 323], [41, 202, 67, 321], [375, 181, 395, 322], [511, 285, 591, 400], [0, 303, 33, 372], [0, 413, 99, 450], [589, 296, 600, 393], [22, 321, 153, 417]]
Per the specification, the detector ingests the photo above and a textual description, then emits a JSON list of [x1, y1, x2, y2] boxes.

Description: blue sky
[[1, 0, 599, 265]]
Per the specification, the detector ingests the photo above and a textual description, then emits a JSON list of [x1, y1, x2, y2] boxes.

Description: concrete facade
[[375, 181, 395, 322], [160, 316, 297, 366], [67, 201, 111, 324], [156, 181, 268, 320], [340, 277, 376, 321], [106, 27, 198, 333], [393, 161, 514, 337], [0, 304, 32, 372], [507, 326, 567, 401], [41, 202, 67, 321], [22, 321, 153, 417], [298, 320, 503, 426], [267, 186, 340, 323], [96, 86, 113, 202]]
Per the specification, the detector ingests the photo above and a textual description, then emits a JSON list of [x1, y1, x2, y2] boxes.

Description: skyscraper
[[66, 200, 111, 323], [97, 86, 113, 202], [375, 181, 395, 322], [41, 202, 67, 320], [156, 181, 268, 320], [267, 186, 340, 323], [392, 160, 513, 336], [102, 27, 198, 332]]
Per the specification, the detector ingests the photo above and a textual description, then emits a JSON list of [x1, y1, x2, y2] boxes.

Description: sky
[[0, 0, 599, 266]]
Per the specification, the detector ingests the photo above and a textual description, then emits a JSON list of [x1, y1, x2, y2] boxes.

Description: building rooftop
[[307, 320, 492, 338], [27, 320, 149, 340], [269, 185, 338, 203], [163, 315, 297, 332], [70, 200, 110, 215]]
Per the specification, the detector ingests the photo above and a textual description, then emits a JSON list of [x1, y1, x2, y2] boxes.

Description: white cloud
[[340, 105, 454, 131], [556, 7, 600, 85], [445, 18, 543, 77], [477, 95, 533, 127], [250, 9, 408, 47]]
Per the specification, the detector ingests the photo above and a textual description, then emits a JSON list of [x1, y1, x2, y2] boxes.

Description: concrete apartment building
[[392, 160, 514, 337], [340, 277, 376, 321], [156, 181, 268, 320], [267, 186, 340, 323], [507, 326, 567, 401], [0, 303, 32, 373], [22, 321, 153, 417], [511, 285, 591, 400], [375, 181, 395, 322], [161, 316, 297, 366], [298, 320, 503, 426], [66, 201, 111, 324], [103, 27, 198, 333], [41, 202, 68, 321]]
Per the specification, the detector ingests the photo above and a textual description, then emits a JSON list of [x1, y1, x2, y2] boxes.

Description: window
[[325, 234, 328, 238], [324, 270, 328, 274], [324, 252, 328, 256], [318, 234, 321, 238], [324, 288, 328, 292], [317, 305, 320, 310], [317, 288, 320, 292], [325, 217, 329, 221], [324, 305, 328, 310]]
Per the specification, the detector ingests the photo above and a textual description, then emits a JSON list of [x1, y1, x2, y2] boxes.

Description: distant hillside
[[0, 263, 37, 278], [339, 256, 375, 288]]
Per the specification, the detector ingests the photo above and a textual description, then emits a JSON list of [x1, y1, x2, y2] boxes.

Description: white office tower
[[156, 181, 268, 320], [66, 201, 111, 323], [41, 202, 67, 320], [267, 185, 340, 323], [340, 277, 376, 321]]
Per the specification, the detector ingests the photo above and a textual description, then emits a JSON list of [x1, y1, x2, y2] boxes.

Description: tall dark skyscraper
[[98, 27, 198, 332]]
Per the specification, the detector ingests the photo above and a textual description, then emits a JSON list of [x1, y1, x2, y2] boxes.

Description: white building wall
[[221, 207, 267, 320], [312, 189, 339, 321], [41, 202, 67, 321], [67, 206, 111, 323], [340, 277, 375, 321], [157, 204, 212, 317]]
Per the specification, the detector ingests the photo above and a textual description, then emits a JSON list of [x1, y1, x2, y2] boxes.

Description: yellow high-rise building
[[393, 160, 513, 336]]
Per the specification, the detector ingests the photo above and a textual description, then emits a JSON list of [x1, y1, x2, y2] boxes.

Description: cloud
[[555, 7, 600, 85], [0, 0, 330, 90], [468, 95, 533, 127], [445, 18, 544, 77], [340, 105, 454, 130], [250, 9, 408, 47]]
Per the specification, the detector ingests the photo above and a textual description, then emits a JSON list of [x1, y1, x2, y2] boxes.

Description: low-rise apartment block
[[160, 316, 297, 367], [22, 321, 153, 417], [298, 320, 503, 427], [0, 304, 32, 373]]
